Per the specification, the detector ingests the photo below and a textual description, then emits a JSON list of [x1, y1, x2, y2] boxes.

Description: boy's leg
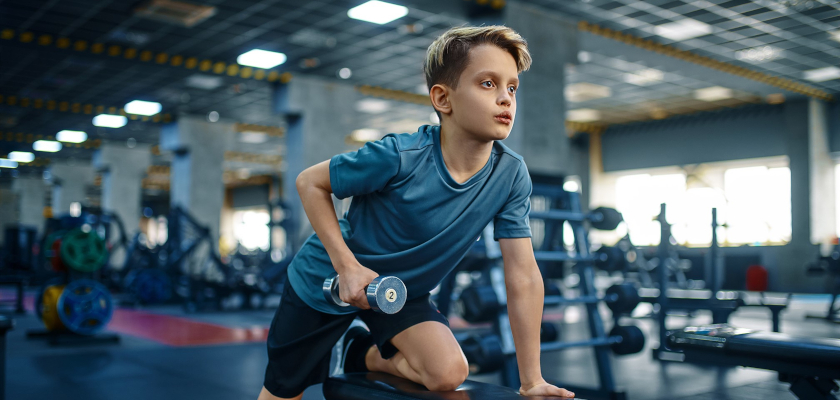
[[261, 276, 355, 399], [366, 321, 469, 391], [257, 387, 301, 400], [358, 293, 469, 392]]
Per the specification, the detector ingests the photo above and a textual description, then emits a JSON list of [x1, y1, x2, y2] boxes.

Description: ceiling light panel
[[694, 86, 733, 101], [565, 82, 612, 103], [567, 109, 601, 122], [56, 130, 88, 143], [803, 66, 840, 82], [125, 100, 162, 116], [237, 49, 287, 69], [654, 19, 712, 41], [33, 140, 62, 152], [348, 1, 409, 24]]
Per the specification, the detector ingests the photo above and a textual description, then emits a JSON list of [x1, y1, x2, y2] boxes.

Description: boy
[[258, 26, 574, 400]]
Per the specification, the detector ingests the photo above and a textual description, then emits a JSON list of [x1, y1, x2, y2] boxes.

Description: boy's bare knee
[[422, 358, 469, 391]]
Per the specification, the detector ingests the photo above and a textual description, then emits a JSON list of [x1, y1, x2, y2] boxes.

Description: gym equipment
[[56, 279, 114, 336], [458, 333, 504, 374], [464, 179, 639, 400], [668, 324, 840, 400], [40, 284, 66, 331], [0, 316, 13, 400], [2, 225, 37, 271], [123, 268, 173, 304], [806, 241, 840, 324], [530, 206, 623, 231], [324, 372, 535, 400], [652, 205, 789, 361], [460, 282, 641, 323], [0, 276, 25, 314], [59, 228, 109, 273], [323, 273, 407, 314]]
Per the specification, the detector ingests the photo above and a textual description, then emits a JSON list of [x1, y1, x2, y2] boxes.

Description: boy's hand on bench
[[520, 379, 575, 398]]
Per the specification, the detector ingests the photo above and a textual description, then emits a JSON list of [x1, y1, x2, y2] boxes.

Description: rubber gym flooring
[[3, 290, 839, 400]]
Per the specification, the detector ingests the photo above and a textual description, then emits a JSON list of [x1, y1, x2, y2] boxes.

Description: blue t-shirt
[[287, 124, 532, 314]]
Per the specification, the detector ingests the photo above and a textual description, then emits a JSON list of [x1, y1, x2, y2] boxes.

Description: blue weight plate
[[57, 279, 114, 336]]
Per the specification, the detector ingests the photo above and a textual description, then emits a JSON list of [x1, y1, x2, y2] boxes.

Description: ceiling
[[0, 0, 838, 181]]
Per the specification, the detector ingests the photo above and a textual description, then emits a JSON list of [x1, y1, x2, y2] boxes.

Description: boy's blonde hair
[[424, 26, 531, 91]]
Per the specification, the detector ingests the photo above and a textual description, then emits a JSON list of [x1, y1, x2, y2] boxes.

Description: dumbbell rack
[[493, 184, 628, 400]]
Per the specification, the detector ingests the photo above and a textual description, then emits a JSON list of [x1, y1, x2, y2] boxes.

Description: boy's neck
[[439, 122, 494, 184]]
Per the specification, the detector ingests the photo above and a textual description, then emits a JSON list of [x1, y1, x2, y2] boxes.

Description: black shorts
[[263, 274, 449, 398]]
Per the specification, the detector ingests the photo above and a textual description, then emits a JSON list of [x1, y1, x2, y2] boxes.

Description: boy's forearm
[[505, 269, 545, 388], [296, 170, 357, 272]]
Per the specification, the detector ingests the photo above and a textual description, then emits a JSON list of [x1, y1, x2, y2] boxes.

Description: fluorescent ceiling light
[[348, 1, 408, 24], [33, 140, 62, 153], [356, 98, 390, 114], [735, 46, 784, 63], [694, 86, 733, 101], [351, 129, 382, 142], [186, 74, 224, 90], [57, 130, 88, 143], [124, 100, 162, 116], [624, 68, 664, 86], [567, 109, 601, 122], [0, 159, 18, 168], [803, 66, 840, 82], [8, 151, 34, 163], [237, 49, 287, 69], [93, 114, 127, 128], [565, 82, 611, 103], [830, 30, 840, 43], [239, 131, 269, 144], [654, 19, 712, 41]]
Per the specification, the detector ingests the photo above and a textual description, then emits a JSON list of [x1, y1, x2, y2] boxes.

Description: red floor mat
[[107, 308, 269, 347]]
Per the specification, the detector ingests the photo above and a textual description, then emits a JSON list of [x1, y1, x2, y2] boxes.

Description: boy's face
[[449, 45, 519, 141]]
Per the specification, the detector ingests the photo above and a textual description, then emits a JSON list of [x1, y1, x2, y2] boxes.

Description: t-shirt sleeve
[[494, 161, 532, 240], [329, 135, 401, 200]]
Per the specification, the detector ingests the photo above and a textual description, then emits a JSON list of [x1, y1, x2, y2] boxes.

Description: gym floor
[[4, 291, 838, 400]]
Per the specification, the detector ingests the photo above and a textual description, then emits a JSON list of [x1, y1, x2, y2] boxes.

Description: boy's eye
[[508, 86, 517, 94], [481, 81, 493, 88]]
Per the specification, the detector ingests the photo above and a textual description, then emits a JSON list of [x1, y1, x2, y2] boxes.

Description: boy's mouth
[[494, 111, 512, 125]]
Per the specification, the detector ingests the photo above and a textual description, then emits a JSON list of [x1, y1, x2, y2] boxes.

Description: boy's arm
[[499, 237, 574, 398], [296, 160, 378, 309]]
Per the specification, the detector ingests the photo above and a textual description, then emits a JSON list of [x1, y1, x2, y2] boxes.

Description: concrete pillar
[[11, 176, 47, 232], [93, 143, 152, 234], [0, 184, 18, 244], [808, 99, 835, 244], [273, 76, 362, 249], [161, 115, 235, 244], [48, 161, 93, 215], [503, 2, 579, 178]]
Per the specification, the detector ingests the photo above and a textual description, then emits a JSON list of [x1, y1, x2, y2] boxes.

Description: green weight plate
[[60, 228, 109, 272]]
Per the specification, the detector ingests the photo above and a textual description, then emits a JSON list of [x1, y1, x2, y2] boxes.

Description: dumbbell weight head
[[609, 324, 645, 355], [605, 283, 641, 315], [367, 275, 407, 314], [323, 273, 407, 314]]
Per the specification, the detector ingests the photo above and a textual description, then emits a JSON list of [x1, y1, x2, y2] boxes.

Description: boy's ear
[[429, 84, 452, 115]]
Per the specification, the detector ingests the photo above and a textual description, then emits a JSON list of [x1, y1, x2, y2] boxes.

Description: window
[[607, 160, 791, 247], [233, 208, 270, 251]]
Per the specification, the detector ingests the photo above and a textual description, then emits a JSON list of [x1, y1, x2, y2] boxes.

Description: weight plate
[[57, 279, 114, 336], [41, 284, 66, 331], [60, 229, 109, 273], [606, 283, 641, 315]]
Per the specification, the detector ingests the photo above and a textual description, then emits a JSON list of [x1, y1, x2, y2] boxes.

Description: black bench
[[324, 372, 569, 400], [668, 324, 840, 400]]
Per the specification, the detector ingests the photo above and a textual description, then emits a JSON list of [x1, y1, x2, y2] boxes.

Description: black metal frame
[[495, 186, 627, 400]]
